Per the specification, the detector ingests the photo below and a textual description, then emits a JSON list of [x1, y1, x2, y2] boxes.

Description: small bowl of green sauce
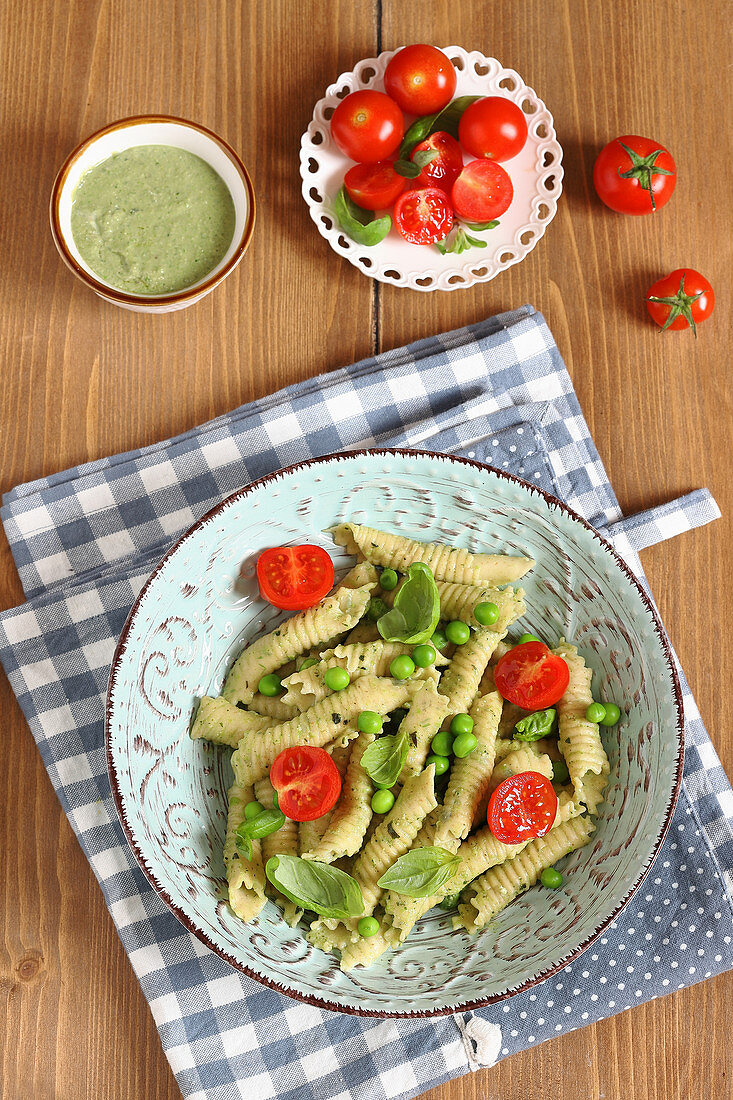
[[50, 116, 255, 312]]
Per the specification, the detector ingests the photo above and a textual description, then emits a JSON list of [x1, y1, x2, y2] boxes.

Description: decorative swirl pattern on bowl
[[299, 48, 563, 291], [106, 451, 682, 1017]]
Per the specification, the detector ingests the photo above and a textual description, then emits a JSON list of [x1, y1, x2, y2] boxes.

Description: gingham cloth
[[1, 306, 730, 1100]]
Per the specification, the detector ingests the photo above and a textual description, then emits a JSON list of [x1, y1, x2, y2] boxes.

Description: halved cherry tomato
[[646, 269, 714, 335], [384, 44, 457, 116], [344, 161, 406, 210], [394, 186, 453, 244], [458, 97, 528, 162], [270, 746, 341, 822], [593, 135, 676, 215], [256, 546, 335, 611], [487, 771, 558, 844], [451, 159, 513, 222], [330, 90, 404, 163], [411, 131, 463, 193], [493, 641, 570, 710]]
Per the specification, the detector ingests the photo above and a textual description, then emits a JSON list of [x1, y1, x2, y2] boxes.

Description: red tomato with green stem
[[646, 269, 715, 335], [458, 97, 528, 161], [593, 135, 676, 214], [410, 130, 463, 193], [487, 771, 558, 844], [394, 187, 453, 244], [384, 44, 457, 115], [451, 159, 513, 222], [494, 641, 570, 710], [256, 545, 334, 610], [270, 746, 342, 822], [331, 90, 404, 163], [344, 161, 406, 210]]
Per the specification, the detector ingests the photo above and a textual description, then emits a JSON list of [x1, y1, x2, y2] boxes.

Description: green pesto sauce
[[70, 145, 235, 295]]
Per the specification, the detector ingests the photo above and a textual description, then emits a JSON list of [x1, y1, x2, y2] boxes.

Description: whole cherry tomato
[[384, 44, 457, 115], [593, 135, 676, 215], [344, 161, 406, 210], [394, 186, 453, 244], [646, 269, 715, 335], [487, 771, 558, 844], [411, 130, 463, 193], [270, 746, 341, 822], [451, 159, 513, 222], [458, 97, 528, 161], [331, 90, 404, 163], [494, 641, 570, 711], [256, 545, 335, 610]]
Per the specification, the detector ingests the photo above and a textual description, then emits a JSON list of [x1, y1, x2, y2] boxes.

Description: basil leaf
[[377, 847, 461, 897], [235, 833, 252, 860], [332, 186, 391, 247], [393, 159, 423, 179], [265, 855, 364, 918], [412, 148, 440, 169], [430, 95, 481, 139], [514, 707, 556, 741], [338, 187, 374, 226], [462, 219, 500, 231], [377, 562, 440, 644], [366, 596, 390, 622], [464, 233, 487, 248], [361, 730, 408, 788], [397, 114, 438, 159], [236, 807, 286, 844], [434, 239, 448, 255]]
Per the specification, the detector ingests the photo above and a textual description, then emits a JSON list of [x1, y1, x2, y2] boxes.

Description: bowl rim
[[105, 447, 685, 1017], [49, 114, 256, 306]]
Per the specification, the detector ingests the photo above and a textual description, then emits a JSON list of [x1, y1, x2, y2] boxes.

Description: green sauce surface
[[70, 145, 236, 295]]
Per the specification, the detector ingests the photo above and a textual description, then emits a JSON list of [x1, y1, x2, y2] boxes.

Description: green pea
[[412, 643, 436, 668], [258, 673, 282, 697], [431, 731, 454, 757], [379, 568, 399, 591], [445, 620, 470, 645], [426, 753, 450, 776], [431, 629, 448, 651], [366, 596, 389, 622], [518, 632, 542, 645], [585, 701, 606, 724], [390, 654, 415, 680], [439, 893, 460, 911], [358, 710, 383, 735], [540, 867, 563, 889], [600, 702, 621, 726], [552, 758, 570, 785], [452, 732, 478, 758], [474, 601, 500, 626], [358, 916, 380, 938], [324, 666, 350, 691], [244, 801, 265, 821], [297, 656, 319, 672], [450, 713, 474, 736], [371, 789, 395, 814]]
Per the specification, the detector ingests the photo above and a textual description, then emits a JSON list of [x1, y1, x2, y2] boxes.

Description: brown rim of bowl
[[49, 114, 256, 306], [105, 448, 685, 1018]]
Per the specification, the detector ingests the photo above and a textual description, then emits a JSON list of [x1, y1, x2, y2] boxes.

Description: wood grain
[[1, 1, 731, 1099]]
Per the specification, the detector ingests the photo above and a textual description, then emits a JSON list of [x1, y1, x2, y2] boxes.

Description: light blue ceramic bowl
[[106, 450, 683, 1016]]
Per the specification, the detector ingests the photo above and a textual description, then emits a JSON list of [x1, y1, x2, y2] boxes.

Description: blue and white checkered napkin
[[1, 305, 731, 1100]]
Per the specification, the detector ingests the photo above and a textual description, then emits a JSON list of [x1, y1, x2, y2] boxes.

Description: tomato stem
[[647, 274, 704, 337], [617, 141, 674, 212]]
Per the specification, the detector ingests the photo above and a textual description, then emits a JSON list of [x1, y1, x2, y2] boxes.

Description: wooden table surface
[[1, 1, 731, 1097]]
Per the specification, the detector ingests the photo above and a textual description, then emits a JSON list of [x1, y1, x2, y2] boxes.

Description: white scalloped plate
[[299, 47, 563, 291]]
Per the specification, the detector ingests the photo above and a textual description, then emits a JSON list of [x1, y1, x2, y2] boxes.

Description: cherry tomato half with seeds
[[646, 269, 714, 336], [330, 90, 404, 163], [593, 135, 676, 215], [451, 159, 513, 222], [384, 44, 457, 115], [493, 641, 570, 711], [411, 130, 463, 193], [458, 97, 528, 162], [256, 545, 335, 611], [487, 771, 558, 844], [270, 746, 341, 822], [343, 161, 406, 210], [394, 186, 453, 245]]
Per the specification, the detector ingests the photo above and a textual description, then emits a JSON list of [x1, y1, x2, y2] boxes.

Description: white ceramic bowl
[[50, 116, 256, 313], [300, 47, 563, 291]]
